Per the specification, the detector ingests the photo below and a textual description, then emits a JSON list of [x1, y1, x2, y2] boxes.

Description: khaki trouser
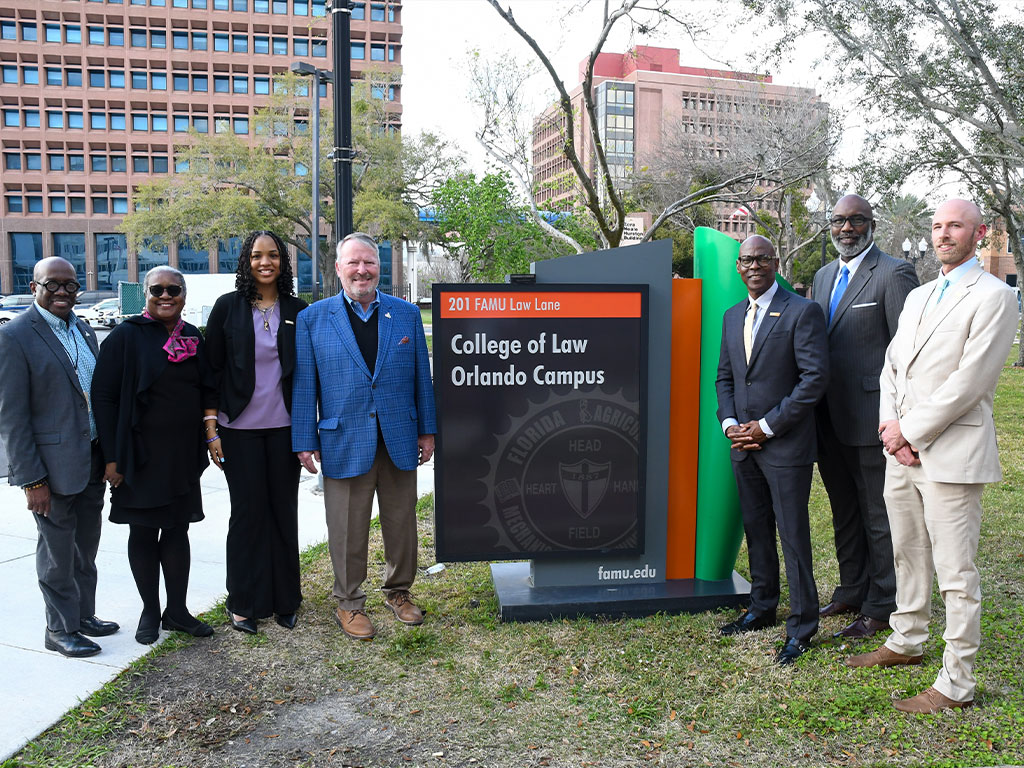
[[883, 461, 983, 702], [322, 444, 417, 611]]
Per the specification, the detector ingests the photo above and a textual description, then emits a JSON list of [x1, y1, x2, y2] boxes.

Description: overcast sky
[[400, 0, 840, 177]]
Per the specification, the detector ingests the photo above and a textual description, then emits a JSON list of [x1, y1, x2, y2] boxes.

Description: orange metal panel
[[666, 279, 702, 579]]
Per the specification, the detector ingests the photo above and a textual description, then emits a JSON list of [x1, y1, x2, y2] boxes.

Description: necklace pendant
[[263, 318, 270, 331]]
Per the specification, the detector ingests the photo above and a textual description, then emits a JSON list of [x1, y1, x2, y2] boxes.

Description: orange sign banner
[[438, 291, 642, 319]]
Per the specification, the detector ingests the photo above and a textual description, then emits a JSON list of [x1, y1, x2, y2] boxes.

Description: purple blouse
[[217, 305, 291, 430]]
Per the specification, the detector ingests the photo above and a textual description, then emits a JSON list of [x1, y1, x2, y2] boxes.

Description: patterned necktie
[[743, 300, 756, 363], [829, 265, 849, 323]]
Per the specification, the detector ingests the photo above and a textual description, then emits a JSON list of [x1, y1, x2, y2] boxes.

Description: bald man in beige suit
[[846, 199, 1018, 714]]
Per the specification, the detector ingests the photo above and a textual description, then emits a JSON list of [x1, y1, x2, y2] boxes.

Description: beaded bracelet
[[205, 435, 220, 444], [23, 479, 48, 491]]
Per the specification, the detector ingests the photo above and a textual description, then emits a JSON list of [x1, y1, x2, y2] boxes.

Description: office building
[[0, 0, 402, 295]]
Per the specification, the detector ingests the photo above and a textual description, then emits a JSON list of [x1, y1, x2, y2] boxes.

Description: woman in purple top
[[203, 232, 308, 634]]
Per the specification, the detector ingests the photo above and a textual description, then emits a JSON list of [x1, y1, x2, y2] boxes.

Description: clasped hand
[[878, 419, 921, 466], [725, 421, 766, 452]]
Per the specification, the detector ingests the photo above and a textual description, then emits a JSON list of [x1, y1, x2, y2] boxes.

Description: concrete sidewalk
[[0, 460, 434, 761]]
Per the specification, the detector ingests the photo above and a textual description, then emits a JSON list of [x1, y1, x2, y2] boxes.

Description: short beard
[[830, 230, 872, 260]]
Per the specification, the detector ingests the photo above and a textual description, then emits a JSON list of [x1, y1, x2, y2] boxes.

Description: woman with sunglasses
[[92, 266, 217, 644], [202, 232, 307, 634]]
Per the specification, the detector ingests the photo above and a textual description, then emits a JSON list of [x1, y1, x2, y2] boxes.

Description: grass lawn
[[7, 358, 1024, 768]]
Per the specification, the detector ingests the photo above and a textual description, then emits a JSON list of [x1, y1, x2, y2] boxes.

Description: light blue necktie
[[935, 278, 950, 305], [829, 265, 849, 323]]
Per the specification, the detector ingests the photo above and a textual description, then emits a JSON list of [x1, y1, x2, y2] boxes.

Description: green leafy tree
[[431, 171, 575, 281]]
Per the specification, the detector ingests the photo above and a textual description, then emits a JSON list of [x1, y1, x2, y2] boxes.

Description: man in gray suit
[[0, 257, 119, 657], [811, 195, 918, 638]]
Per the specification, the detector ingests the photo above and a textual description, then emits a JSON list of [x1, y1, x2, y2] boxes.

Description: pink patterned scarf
[[143, 312, 199, 362]]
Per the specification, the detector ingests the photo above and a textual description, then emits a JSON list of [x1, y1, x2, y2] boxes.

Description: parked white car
[[0, 309, 18, 325], [78, 297, 121, 329]]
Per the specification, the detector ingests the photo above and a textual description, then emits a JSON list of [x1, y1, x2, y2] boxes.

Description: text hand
[[25, 485, 51, 517], [418, 434, 435, 465], [103, 462, 124, 488], [298, 450, 320, 474]]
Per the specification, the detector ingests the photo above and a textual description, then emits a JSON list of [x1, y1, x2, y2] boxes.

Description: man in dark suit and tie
[[0, 257, 119, 657], [811, 195, 918, 638], [292, 233, 436, 642], [716, 236, 829, 664]]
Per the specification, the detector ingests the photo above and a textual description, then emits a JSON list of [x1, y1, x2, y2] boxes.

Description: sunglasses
[[149, 284, 183, 298]]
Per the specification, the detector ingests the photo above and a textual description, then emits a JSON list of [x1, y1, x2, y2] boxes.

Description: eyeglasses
[[737, 255, 775, 267], [829, 215, 871, 228], [149, 284, 183, 298], [40, 280, 81, 294]]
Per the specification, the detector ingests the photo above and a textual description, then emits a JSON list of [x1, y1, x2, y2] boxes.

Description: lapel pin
[[769, 311, 781, 317], [385, 312, 392, 319]]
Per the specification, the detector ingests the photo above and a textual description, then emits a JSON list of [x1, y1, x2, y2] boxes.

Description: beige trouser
[[883, 461, 984, 702], [322, 444, 418, 611]]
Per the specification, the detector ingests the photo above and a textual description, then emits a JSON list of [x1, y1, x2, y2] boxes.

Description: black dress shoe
[[720, 611, 777, 636], [776, 637, 811, 665], [162, 612, 214, 637], [231, 615, 258, 635], [819, 600, 859, 618], [136, 613, 160, 645], [275, 613, 297, 630], [44, 629, 101, 658], [80, 615, 120, 637], [833, 615, 889, 639]]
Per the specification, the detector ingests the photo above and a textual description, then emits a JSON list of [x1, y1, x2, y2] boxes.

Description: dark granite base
[[490, 561, 751, 622]]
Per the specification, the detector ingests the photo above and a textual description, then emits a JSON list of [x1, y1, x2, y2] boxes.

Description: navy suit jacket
[[291, 291, 436, 479], [715, 287, 829, 466]]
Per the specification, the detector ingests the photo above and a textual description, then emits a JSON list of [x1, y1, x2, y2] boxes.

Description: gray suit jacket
[[0, 306, 99, 495], [811, 245, 918, 446]]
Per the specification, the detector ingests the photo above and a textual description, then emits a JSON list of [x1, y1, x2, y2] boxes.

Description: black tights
[[127, 524, 194, 623]]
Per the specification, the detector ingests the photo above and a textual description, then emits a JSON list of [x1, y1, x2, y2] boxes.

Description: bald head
[[932, 199, 986, 271], [740, 234, 775, 255], [32, 257, 75, 283]]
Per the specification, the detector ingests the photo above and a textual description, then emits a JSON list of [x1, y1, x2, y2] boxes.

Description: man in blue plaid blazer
[[292, 233, 436, 641]]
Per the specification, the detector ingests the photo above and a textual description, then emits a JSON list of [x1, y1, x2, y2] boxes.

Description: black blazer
[[715, 287, 829, 467], [204, 291, 308, 421]]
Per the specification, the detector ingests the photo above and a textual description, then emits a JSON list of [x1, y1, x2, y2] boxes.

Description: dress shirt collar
[[344, 289, 381, 322], [748, 280, 779, 311], [835, 243, 872, 283], [939, 256, 978, 288], [34, 301, 78, 330]]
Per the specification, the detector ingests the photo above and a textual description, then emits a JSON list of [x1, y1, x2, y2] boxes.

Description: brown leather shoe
[[845, 644, 923, 668], [385, 590, 424, 626], [334, 607, 376, 641], [833, 615, 890, 639], [820, 600, 859, 618], [894, 687, 972, 714]]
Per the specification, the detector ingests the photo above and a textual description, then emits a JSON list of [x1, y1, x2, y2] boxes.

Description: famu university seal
[[482, 391, 641, 554]]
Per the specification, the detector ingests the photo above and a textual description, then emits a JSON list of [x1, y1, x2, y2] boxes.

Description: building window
[[4, 153, 20, 169], [173, 31, 189, 49], [193, 116, 209, 132], [20, 23, 37, 41], [68, 112, 84, 129], [48, 154, 65, 171], [132, 71, 148, 89], [50, 198, 67, 213], [231, 34, 247, 53], [253, 35, 269, 53], [254, 76, 270, 95], [351, 2, 364, 19], [233, 0, 247, 9], [89, 70, 105, 87], [173, 0, 187, 6], [175, 159, 190, 172], [0, 21, 16, 40], [112, 197, 128, 214], [67, 69, 83, 87], [109, 27, 125, 46], [109, 70, 126, 88], [273, 37, 287, 54], [272, 0, 287, 12], [193, 0, 208, 7], [6, 196, 23, 213], [88, 26, 105, 45], [70, 197, 86, 214], [28, 196, 44, 213], [152, 72, 168, 90], [2, 110, 19, 128], [174, 115, 189, 131], [350, 43, 364, 59], [153, 156, 169, 173], [370, 44, 385, 61], [294, 0, 309, 15], [92, 197, 109, 213], [68, 154, 85, 172], [110, 113, 126, 130], [215, 117, 230, 134], [91, 155, 107, 171], [65, 25, 82, 44], [388, 45, 396, 61], [313, 0, 326, 16], [370, 3, 385, 21], [132, 114, 148, 131], [1, 66, 16, 84], [192, 32, 208, 50], [46, 68, 62, 86], [214, 0, 228, 8], [24, 110, 40, 128], [130, 29, 147, 47], [254, 0, 269, 11], [233, 117, 249, 134], [90, 112, 107, 129], [111, 155, 127, 171], [213, 75, 230, 93], [214, 33, 229, 52], [173, 74, 189, 91], [294, 38, 309, 56], [192, 74, 209, 91], [45, 24, 61, 43], [22, 66, 39, 85], [47, 112, 63, 129], [312, 39, 327, 57], [133, 156, 149, 173], [26, 153, 41, 170], [152, 114, 168, 131], [151, 31, 167, 48], [232, 76, 248, 94]]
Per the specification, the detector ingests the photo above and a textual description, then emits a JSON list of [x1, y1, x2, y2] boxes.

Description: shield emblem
[[559, 460, 611, 519]]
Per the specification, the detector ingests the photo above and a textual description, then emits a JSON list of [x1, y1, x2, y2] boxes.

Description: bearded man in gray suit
[[0, 257, 119, 657], [810, 195, 918, 638]]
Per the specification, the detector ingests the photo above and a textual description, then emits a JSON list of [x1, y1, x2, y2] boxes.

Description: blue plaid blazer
[[291, 292, 436, 479]]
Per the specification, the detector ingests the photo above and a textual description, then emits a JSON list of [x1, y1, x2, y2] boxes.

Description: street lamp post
[[807, 190, 830, 268], [332, 0, 354, 241], [290, 62, 334, 302], [918, 237, 927, 263], [903, 237, 912, 261]]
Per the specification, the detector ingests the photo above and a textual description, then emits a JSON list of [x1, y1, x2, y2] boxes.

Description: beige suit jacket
[[880, 265, 1018, 484]]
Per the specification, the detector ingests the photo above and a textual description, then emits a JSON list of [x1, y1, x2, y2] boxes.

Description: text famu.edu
[[597, 564, 656, 580]]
